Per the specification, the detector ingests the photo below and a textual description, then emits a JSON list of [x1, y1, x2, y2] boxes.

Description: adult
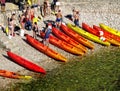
[[43, 0, 51, 17], [43, 23, 52, 46], [20, 13, 26, 30], [51, 0, 57, 11], [43, 0, 48, 17], [46, 0, 51, 15], [72, 7, 76, 21], [32, 22, 39, 39], [74, 10, 80, 27], [25, 7, 32, 30], [55, 9, 62, 28], [8, 13, 16, 39]]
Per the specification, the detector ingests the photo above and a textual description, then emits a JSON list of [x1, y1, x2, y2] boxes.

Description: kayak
[[67, 23, 110, 46], [82, 23, 120, 46], [93, 25, 120, 46], [60, 23, 94, 49], [7, 51, 46, 74], [0, 69, 32, 79], [40, 32, 84, 55], [52, 27, 87, 53], [26, 34, 67, 62], [100, 23, 120, 37]]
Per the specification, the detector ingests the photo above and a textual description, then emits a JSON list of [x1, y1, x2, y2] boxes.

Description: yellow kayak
[[100, 23, 120, 37], [67, 23, 110, 46]]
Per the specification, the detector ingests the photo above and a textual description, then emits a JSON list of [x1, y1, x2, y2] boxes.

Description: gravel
[[0, 1, 120, 90]]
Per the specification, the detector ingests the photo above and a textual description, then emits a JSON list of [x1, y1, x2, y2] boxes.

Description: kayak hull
[[26, 35, 67, 62], [0, 70, 32, 79], [82, 23, 120, 46], [100, 23, 120, 37], [7, 51, 46, 74], [60, 23, 94, 49], [41, 32, 84, 55], [93, 25, 120, 46], [67, 23, 110, 46], [52, 27, 87, 53]]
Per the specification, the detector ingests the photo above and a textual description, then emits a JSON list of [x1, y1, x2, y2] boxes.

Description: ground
[[0, 1, 120, 90]]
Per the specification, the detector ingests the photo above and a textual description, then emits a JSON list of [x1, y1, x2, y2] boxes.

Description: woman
[[32, 22, 39, 39], [8, 13, 16, 39], [20, 14, 26, 30]]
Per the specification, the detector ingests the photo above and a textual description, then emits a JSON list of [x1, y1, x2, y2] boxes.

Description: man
[[43, 23, 52, 46], [55, 9, 62, 28]]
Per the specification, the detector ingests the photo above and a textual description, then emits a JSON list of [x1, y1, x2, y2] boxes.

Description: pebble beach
[[0, 0, 120, 90]]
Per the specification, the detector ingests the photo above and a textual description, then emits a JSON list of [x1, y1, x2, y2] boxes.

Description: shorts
[[45, 32, 50, 39], [74, 19, 79, 26], [8, 26, 13, 30], [56, 18, 62, 22]]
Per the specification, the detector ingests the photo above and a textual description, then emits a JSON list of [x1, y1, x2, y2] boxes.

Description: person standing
[[43, 0, 47, 17], [43, 23, 52, 46], [32, 22, 39, 39], [8, 13, 16, 39], [20, 13, 26, 30], [55, 9, 62, 28], [74, 10, 80, 27]]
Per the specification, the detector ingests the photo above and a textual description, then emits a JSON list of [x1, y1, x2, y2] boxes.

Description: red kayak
[[7, 51, 46, 74], [52, 27, 87, 53], [40, 32, 84, 55], [93, 25, 120, 43], [82, 23, 120, 46], [26, 34, 67, 62], [60, 23, 94, 49]]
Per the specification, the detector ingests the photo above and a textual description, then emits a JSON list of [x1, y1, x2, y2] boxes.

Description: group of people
[[0, 0, 83, 47], [4, 0, 62, 46]]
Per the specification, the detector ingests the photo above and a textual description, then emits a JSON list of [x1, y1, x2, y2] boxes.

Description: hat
[[48, 25, 52, 29]]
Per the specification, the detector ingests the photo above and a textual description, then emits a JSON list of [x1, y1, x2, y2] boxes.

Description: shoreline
[[0, 1, 120, 90]]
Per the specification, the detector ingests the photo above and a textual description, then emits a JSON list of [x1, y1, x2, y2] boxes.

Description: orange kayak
[[93, 25, 120, 43], [82, 23, 120, 46], [60, 23, 94, 49], [26, 35, 67, 62], [52, 27, 87, 53], [41, 32, 84, 55], [0, 70, 32, 79]]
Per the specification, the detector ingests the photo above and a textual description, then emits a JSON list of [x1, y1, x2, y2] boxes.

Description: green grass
[[10, 46, 120, 91]]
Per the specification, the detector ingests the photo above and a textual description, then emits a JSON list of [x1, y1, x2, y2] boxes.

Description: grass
[[9, 46, 120, 91]]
